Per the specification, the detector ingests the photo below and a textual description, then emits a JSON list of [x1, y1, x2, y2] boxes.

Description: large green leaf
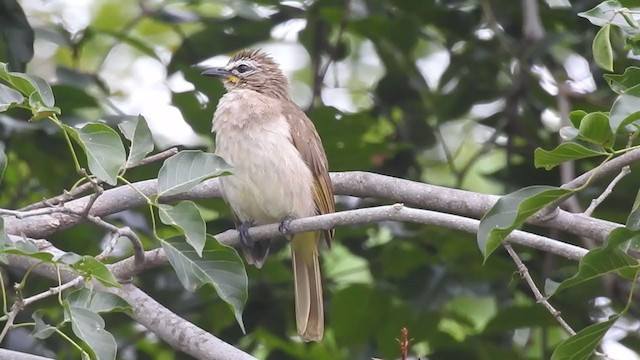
[[67, 288, 130, 314], [31, 310, 56, 339], [161, 236, 247, 332], [65, 303, 117, 360], [64, 123, 127, 185], [158, 201, 206, 256], [0, 63, 53, 106], [550, 315, 619, 360], [593, 24, 614, 72], [477, 186, 573, 260], [578, 112, 613, 145], [534, 142, 608, 170], [0, 82, 23, 111], [604, 66, 640, 94], [70, 256, 121, 288], [0, 237, 55, 263], [609, 83, 640, 134], [579, 1, 636, 36], [549, 227, 639, 296], [156, 150, 232, 197], [117, 115, 154, 168]]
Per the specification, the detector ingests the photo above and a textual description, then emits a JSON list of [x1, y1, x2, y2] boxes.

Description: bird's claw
[[237, 221, 254, 249], [279, 216, 295, 235]]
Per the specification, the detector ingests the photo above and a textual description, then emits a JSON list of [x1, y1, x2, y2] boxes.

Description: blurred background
[[2, 0, 640, 359]]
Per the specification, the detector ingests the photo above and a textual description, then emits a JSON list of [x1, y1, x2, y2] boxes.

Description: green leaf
[[67, 288, 130, 314], [29, 104, 61, 122], [117, 115, 154, 168], [628, 189, 640, 230], [578, 112, 613, 145], [579, 1, 636, 37], [158, 201, 206, 256], [604, 66, 640, 94], [0, 63, 34, 95], [25, 74, 55, 107], [70, 256, 121, 288], [161, 236, 247, 332], [0, 82, 23, 111], [477, 186, 573, 260], [0, 64, 54, 110], [551, 315, 619, 360], [65, 303, 117, 360], [549, 228, 640, 295], [534, 142, 608, 170], [1, 237, 54, 262], [569, 110, 588, 128], [64, 123, 127, 185], [31, 310, 56, 339], [593, 24, 614, 72], [609, 84, 640, 134], [156, 150, 232, 197]]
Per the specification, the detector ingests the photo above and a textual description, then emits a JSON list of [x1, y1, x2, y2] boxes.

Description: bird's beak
[[201, 67, 232, 78], [201, 67, 240, 84]]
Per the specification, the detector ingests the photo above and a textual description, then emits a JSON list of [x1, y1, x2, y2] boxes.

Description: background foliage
[[2, 0, 640, 359]]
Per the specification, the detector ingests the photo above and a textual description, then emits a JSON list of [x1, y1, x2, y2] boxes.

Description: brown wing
[[285, 103, 335, 248]]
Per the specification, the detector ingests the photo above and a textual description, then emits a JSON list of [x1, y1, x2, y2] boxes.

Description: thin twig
[[584, 166, 631, 216], [137, 147, 179, 166], [21, 276, 83, 307], [504, 243, 576, 335], [0, 305, 18, 343], [0, 276, 83, 344], [83, 215, 145, 268], [19, 148, 179, 212]]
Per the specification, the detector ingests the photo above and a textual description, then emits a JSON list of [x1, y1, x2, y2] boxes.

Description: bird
[[201, 49, 335, 342]]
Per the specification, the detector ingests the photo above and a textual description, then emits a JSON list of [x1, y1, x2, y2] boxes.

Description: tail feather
[[292, 231, 324, 342]]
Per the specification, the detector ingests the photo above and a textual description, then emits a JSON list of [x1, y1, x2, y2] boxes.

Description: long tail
[[291, 231, 323, 342]]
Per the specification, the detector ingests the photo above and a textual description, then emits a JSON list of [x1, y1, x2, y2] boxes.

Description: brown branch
[[110, 205, 588, 280], [504, 243, 576, 335], [3, 171, 624, 244]]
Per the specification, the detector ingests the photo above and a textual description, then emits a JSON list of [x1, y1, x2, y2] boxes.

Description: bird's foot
[[237, 221, 254, 249], [278, 216, 295, 235]]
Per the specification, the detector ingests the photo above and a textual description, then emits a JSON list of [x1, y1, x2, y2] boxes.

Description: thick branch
[[2, 172, 622, 242], [0, 349, 54, 360]]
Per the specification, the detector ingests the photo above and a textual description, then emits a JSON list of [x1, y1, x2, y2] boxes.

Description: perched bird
[[201, 49, 335, 342]]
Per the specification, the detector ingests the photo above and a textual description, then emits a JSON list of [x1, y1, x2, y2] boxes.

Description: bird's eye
[[236, 64, 251, 73]]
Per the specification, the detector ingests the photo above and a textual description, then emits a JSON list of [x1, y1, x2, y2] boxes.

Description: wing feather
[[285, 104, 335, 247]]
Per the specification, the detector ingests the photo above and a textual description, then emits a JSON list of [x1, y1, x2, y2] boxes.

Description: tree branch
[[3, 171, 623, 243], [110, 204, 588, 280], [3, 236, 256, 360], [0, 349, 54, 360]]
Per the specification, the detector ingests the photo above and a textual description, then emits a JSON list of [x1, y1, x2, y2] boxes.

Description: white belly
[[214, 118, 316, 225]]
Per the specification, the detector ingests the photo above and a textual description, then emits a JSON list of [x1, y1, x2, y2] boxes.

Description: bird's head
[[201, 49, 289, 99]]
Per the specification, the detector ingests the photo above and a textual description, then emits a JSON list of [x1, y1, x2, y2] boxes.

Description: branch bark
[[110, 204, 588, 280], [2, 171, 623, 243]]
